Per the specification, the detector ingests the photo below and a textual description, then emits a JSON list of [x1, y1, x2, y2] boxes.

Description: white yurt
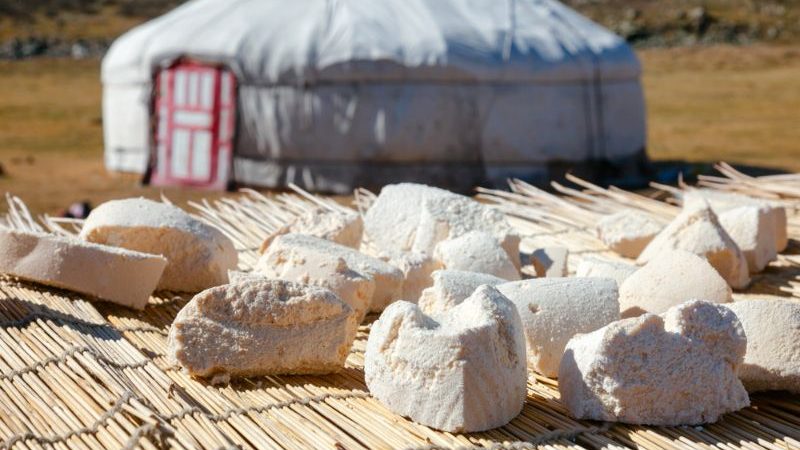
[[102, 0, 646, 193]]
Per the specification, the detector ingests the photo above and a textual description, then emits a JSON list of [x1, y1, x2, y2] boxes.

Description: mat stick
[[255, 379, 371, 449], [2, 314, 151, 449], [287, 379, 424, 449]]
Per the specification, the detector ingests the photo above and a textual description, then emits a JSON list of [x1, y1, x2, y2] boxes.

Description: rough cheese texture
[[531, 247, 568, 277], [235, 264, 373, 325], [168, 279, 357, 377], [726, 300, 800, 393], [433, 231, 520, 281], [80, 198, 237, 292], [575, 257, 638, 286], [260, 208, 363, 252], [411, 193, 521, 268], [637, 202, 750, 289], [363, 183, 454, 253], [418, 269, 506, 315], [559, 300, 749, 425], [255, 234, 376, 322], [0, 228, 166, 310], [619, 250, 731, 318], [256, 233, 402, 313], [365, 285, 527, 432], [378, 250, 442, 302], [498, 277, 619, 377], [717, 206, 777, 273], [596, 210, 664, 258], [683, 189, 788, 252]]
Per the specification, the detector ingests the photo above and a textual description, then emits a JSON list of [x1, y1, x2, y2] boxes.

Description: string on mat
[[161, 391, 371, 423], [120, 423, 162, 450], [2, 393, 189, 450], [115, 324, 170, 335], [1, 391, 136, 450], [403, 422, 613, 450], [141, 294, 191, 308], [2, 389, 204, 450], [0, 344, 151, 381]]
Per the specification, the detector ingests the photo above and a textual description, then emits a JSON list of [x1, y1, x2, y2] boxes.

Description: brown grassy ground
[[643, 45, 800, 168], [0, 6, 146, 41], [0, 58, 228, 213], [1, 45, 800, 214]]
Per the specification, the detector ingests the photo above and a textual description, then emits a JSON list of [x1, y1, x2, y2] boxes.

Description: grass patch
[[642, 45, 800, 168]]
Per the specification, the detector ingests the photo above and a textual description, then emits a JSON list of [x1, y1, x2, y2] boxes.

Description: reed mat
[[2, 169, 800, 450]]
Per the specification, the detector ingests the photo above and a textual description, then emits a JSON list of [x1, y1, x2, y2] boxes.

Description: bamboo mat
[[2, 171, 800, 450]]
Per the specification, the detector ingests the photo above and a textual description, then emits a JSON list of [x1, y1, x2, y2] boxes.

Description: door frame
[[146, 57, 238, 190]]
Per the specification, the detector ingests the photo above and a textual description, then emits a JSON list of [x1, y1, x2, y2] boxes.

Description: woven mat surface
[[2, 174, 800, 449]]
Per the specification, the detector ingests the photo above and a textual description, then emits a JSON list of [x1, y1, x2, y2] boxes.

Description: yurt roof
[[102, 0, 640, 86]]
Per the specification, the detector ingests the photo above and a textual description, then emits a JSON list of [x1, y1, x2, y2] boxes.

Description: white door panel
[[151, 62, 236, 190]]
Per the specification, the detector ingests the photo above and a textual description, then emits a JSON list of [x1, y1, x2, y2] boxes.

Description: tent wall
[[232, 159, 488, 194], [599, 80, 647, 160], [101, 76, 645, 193], [230, 78, 645, 192], [103, 83, 151, 172]]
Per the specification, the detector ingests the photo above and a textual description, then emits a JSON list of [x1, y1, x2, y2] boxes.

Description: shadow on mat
[[0, 281, 128, 342], [745, 251, 800, 298], [93, 291, 190, 329], [516, 159, 793, 193]]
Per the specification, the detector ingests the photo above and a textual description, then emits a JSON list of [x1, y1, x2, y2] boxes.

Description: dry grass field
[[0, 6, 146, 42], [643, 45, 800, 168], [0, 58, 228, 213], [1, 45, 799, 214]]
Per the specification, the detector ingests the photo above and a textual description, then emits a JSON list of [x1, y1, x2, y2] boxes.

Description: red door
[[151, 61, 236, 190]]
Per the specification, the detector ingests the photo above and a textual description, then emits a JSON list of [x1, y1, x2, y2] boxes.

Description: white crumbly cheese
[[168, 279, 357, 378], [530, 247, 568, 277], [497, 277, 619, 378], [80, 198, 237, 293], [717, 206, 777, 273], [363, 183, 455, 253], [596, 210, 664, 258], [260, 208, 363, 252], [255, 233, 403, 313], [575, 257, 638, 286], [411, 192, 521, 268], [255, 235, 375, 323], [365, 285, 527, 432], [683, 189, 788, 252], [637, 201, 749, 289], [559, 300, 749, 426], [433, 231, 520, 281], [377, 250, 442, 302], [362, 183, 520, 268], [0, 228, 166, 310], [418, 269, 506, 315], [725, 300, 800, 393], [619, 250, 731, 318]]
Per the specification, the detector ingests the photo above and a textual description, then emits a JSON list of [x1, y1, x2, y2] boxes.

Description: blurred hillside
[[1, 0, 800, 59], [563, 0, 800, 46], [0, 0, 183, 58]]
